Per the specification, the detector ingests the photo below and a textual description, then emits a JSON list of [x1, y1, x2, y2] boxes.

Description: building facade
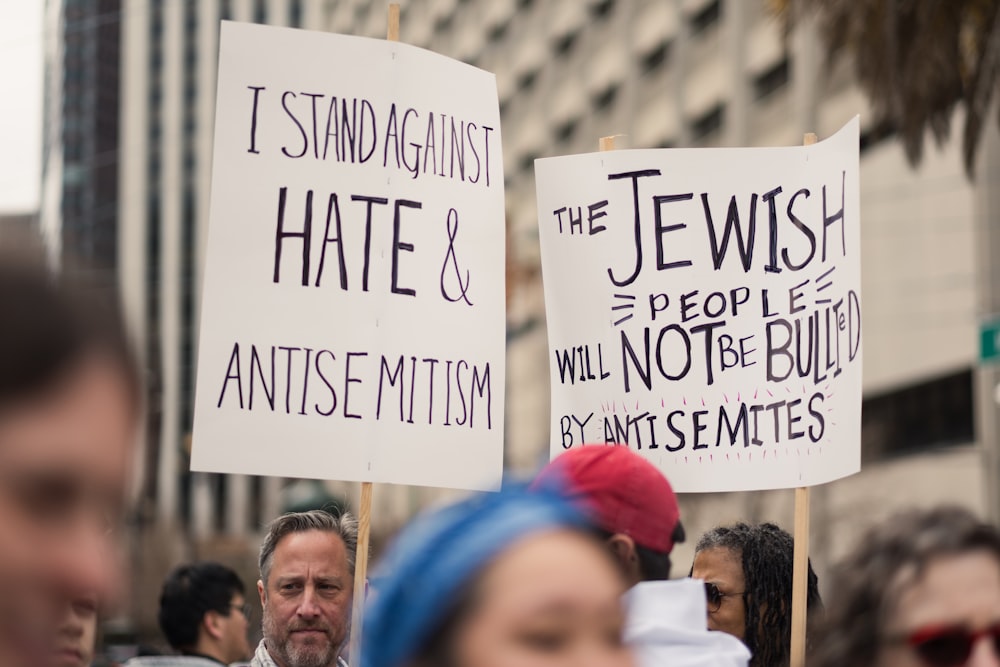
[[104, 0, 982, 637], [41, 0, 122, 281]]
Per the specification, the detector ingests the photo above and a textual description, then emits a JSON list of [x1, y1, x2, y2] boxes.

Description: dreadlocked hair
[[694, 522, 822, 667]]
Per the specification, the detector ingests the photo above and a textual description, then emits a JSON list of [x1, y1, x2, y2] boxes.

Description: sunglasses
[[899, 623, 1000, 667], [704, 582, 744, 613]]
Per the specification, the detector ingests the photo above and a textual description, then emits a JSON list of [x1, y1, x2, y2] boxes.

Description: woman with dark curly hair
[[691, 522, 822, 667], [812, 506, 1000, 667]]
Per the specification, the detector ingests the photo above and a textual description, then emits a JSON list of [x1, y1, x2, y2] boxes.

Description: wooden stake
[[387, 3, 400, 41], [789, 131, 818, 667], [348, 481, 374, 665], [599, 135, 616, 151], [347, 11, 399, 664], [790, 486, 811, 667]]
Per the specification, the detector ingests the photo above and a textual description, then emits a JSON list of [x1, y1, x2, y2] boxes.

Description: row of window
[[506, 10, 789, 154]]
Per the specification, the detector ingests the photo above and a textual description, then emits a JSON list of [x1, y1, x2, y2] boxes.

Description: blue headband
[[361, 482, 586, 667]]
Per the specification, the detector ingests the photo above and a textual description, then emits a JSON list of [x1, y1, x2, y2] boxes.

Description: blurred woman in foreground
[[812, 506, 1000, 667], [362, 484, 633, 667]]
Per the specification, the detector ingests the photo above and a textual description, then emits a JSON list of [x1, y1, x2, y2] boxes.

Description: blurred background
[[2, 0, 1000, 654]]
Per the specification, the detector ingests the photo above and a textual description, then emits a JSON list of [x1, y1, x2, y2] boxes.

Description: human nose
[[296, 585, 321, 618], [53, 520, 119, 607]]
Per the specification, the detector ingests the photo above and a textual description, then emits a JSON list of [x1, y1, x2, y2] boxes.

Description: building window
[[556, 118, 578, 143], [179, 470, 192, 527], [753, 58, 790, 100], [289, 0, 303, 27], [213, 475, 228, 531], [489, 19, 509, 43], [518, 151, 540, 173], [591, 0, 614, 19], [642, 41, 670, 74], [690, 0, 721, 35], [150, 10, 163, 39], [517, 69, 538, 92], [435, 12, 454, 33], [861, 369, 974, 461], [593, 84, 619, 111], [691, 103, 725, 139], [184, 1, 197, 33], [554, 30, 577, 56], [180, 188, 196, 431], [250, 475, 263, 528], [145, 193, 161, 334]]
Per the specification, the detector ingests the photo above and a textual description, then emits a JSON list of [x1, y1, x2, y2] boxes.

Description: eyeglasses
[[231, 602, 252, 619], [704, 582, 744, 613], [896, 623, 1000, 667]]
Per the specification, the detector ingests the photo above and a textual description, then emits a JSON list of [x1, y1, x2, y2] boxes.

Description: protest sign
[[191, 21, 505, 491], [535, 119, 861, 492]]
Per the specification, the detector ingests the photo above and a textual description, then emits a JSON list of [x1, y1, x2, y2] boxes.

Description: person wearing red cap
[[535, 445, 750, 667]]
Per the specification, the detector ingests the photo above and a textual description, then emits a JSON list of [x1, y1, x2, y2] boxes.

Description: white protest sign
[[535, 119, 861, 492], [192, 22, 505, 491]]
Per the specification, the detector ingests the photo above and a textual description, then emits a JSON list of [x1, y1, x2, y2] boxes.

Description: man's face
[[218, 593, 253, 664], [258, 530, 353, 667], [0, 356, 135, 667]]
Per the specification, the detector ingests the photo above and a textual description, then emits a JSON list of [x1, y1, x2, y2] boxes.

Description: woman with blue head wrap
[[362, 483, 634, 667]]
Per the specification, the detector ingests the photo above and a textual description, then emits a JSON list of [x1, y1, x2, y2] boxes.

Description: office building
[[103, 0, 982, 622]]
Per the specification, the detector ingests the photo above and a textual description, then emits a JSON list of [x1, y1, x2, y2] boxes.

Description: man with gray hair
[[251, 509, 358, 667]]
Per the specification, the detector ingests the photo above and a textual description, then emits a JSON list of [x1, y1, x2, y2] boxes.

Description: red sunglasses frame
[[902, 623, 1000, 667]]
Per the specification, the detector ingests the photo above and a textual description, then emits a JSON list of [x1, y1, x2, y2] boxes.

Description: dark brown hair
[[0, 256, 139, 410], [812, 506, 1000, 667]]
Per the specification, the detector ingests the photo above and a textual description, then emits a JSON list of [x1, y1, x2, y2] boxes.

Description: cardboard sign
[[535, 119, 861, 492], [192, 22, 505, 491]]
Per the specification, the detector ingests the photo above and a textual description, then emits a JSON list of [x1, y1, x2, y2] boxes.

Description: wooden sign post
[[789, 131, 818, 667], [347, 10, 399, 665], [348, 478, 374, 665], [790, 485, 811, 667]]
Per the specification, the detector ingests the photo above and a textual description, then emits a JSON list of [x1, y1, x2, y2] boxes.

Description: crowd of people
[[3, 256, 1000, 667]]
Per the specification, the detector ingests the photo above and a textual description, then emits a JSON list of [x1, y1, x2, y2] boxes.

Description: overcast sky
[[0, 2, 43, 213]]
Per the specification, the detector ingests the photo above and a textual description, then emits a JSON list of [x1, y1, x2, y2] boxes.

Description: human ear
[[257, 579, 266, 608], [204, 611, 224, 640], [607, 534, 641, 582], [608, 534, 637, 562]]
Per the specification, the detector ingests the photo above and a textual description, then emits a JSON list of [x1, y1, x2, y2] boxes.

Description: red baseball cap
[[534, 445, 682, 554]]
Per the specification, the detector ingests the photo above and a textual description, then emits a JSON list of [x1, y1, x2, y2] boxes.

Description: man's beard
[[262, 609, 339, 667]]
